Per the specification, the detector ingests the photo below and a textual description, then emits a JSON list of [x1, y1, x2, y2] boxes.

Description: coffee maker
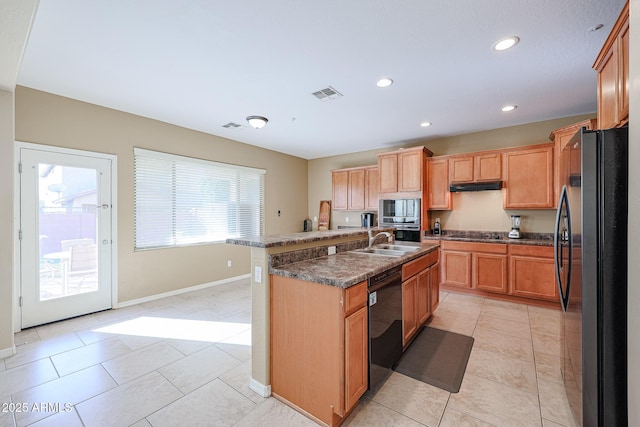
[[509, 215, 521, 239], [361, 212, 375, 227]]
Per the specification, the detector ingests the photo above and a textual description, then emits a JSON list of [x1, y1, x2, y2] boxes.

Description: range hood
[[449, 181, 503, 192]]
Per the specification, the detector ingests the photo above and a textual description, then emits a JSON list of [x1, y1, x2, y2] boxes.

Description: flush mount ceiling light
[[420, 121, 432, 127], [246, 116, 268, 129], [501, 105, 518, 112], [376, 78, 394, 88], [492, 36, 520, 51]]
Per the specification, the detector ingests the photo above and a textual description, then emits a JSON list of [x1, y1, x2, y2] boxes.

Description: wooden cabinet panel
[[594, 2, 629, 129], [503, 145, 554, 209], [416, 268, 431, 325], [345, 306, 368, 412], [332, 170, 349, 210], [378, 153, 398, 193], [365, 166, 379, 211], [510, 255, 557, 301], [402, 276, 417, 346], [474, 253, 508, 293], [449, 156, 474, 183], [348, 169, 366, 211], [442, 250, 471, 288], [402, 249, 438, 279], [431, 262, 440, 311], [475, 153, 502, 181], [427, 158, 452, 210], [398, 150, 423, 192]]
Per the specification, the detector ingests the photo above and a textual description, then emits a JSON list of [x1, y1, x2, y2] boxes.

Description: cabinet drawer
[[509, 245, 553, 258], [344, 281, 368, 316], [441, 240, 507, 254], [402, 250, 438, 279]]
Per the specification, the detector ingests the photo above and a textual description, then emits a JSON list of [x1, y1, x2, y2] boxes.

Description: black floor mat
[[393, 326, 474, 393]]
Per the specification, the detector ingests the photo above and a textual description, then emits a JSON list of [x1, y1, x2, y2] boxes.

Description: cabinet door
[[398, 150, 423, 192], [431, 262, 440, 311], [416, 268, 431, 325], [332, 170, 349, 210], [427, 159, 451, 210], [441, 250, 471, 288], [378, 153, 398, 193], [345, 306, 368, 411], [598, 47, 619, 130], [510, 255, 557, 300], [619, 19, 629, 124], [503, 146, 554, 209], [474, 153, 502, 181], [348, 169, 366, 210], [449, 156, 474, 183], [402, 276, 417, 346], [364, 167, 379, 211], [473, 253, 508, 293]]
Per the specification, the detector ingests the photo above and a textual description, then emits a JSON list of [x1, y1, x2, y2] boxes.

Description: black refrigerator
[[554, 126, 628, 426]]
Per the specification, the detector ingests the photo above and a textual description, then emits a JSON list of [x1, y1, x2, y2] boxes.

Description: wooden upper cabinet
[[503, 144, 554, 209], [364, 166, 379, 211], [378, 153, 399, 193], [332, 166, 377, 211], [593, 1, 629, 129], [549, 119, 597, 206], [348, 168, 366, 211], [332, 170, 349, 210], [475, 153, 502, 181], [449, 152, 501, 183], [449, 156, 474, 183], [378, 146, 431, 196], [427, 158, 451, 210]]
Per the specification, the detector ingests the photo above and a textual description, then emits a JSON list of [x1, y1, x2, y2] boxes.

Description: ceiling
[[16, 0, 626, 159]]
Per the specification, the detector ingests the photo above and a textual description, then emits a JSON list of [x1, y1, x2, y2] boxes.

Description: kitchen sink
[[354, 248, 407, 257], [376, 244, 420, 252]]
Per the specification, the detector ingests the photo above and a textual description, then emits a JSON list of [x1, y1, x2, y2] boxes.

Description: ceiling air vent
[[312, 86, 343, 101], [222, 122, 241, 128]]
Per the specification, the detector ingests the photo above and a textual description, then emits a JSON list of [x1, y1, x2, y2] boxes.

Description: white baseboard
[[0, 345, 16, 359], [116, 274, 251, 308], [249, 377, 272, 398]]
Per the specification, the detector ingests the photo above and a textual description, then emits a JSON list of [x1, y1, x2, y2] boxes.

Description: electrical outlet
[[313, 216, 318, 222], [227, 260, 232, 268], [345, 216, 349, 223], [328, 246, 336, 255], [255, 266, 262, 283]]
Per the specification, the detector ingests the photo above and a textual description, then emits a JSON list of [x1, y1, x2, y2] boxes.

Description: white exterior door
[[19, 146, 115, 328]]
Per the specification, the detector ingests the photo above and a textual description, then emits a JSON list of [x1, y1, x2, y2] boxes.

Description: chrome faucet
[[368, 230, 392, 247]]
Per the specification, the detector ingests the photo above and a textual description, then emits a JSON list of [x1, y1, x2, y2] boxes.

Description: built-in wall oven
[[379, 198, 421, 242]]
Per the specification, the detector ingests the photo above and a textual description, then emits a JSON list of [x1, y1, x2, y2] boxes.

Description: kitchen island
[[227, 228, 439, 426]]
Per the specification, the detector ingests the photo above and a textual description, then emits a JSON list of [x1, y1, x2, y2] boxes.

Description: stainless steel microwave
[[379, 198, 420, 228]]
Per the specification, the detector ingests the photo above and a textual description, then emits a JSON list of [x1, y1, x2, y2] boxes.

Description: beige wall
[[628, 0, 639, 422], [14, 87, 309, 303], [309, 114, 594, 234], [0, 89, 15, 354]]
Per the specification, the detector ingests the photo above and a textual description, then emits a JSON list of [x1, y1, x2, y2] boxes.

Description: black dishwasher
[[368, 265, 403, 392]]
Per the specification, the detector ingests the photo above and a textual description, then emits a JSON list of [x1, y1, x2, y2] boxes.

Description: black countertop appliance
[[361, 212, 375, 227]]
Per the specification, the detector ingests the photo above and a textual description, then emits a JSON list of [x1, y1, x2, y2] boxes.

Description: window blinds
[[134, 148, 265, 250]]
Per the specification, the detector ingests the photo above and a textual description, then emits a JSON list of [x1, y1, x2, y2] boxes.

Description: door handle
[[102, 240, 110, 245]]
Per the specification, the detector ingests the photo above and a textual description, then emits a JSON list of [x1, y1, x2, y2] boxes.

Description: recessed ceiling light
[[420, 122, 432, 127], [501, 105, 517, 112], [493, 36, 520, 51], [376, 78, 394, 88]]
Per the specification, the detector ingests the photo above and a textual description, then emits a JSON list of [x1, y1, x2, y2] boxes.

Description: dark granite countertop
[[269, 242, 440, 288], [423, 230, 553, 246], [226, 226, 394, 248]]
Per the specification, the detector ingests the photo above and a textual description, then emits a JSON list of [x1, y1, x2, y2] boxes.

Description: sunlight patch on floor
[[92, 316, 250, 343]]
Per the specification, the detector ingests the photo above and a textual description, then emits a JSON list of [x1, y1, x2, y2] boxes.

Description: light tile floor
[[0, 278, 576, 427]]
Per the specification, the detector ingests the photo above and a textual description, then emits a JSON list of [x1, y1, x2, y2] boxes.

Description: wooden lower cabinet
[[401, 250, 439, 346], [442, 250, 472, 288], [431, 262, 440, 311], [509, 245, 557, 301], [474, 252, 508, 293], [271, 276, 368, 426], [402, 276, 418, 346]]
